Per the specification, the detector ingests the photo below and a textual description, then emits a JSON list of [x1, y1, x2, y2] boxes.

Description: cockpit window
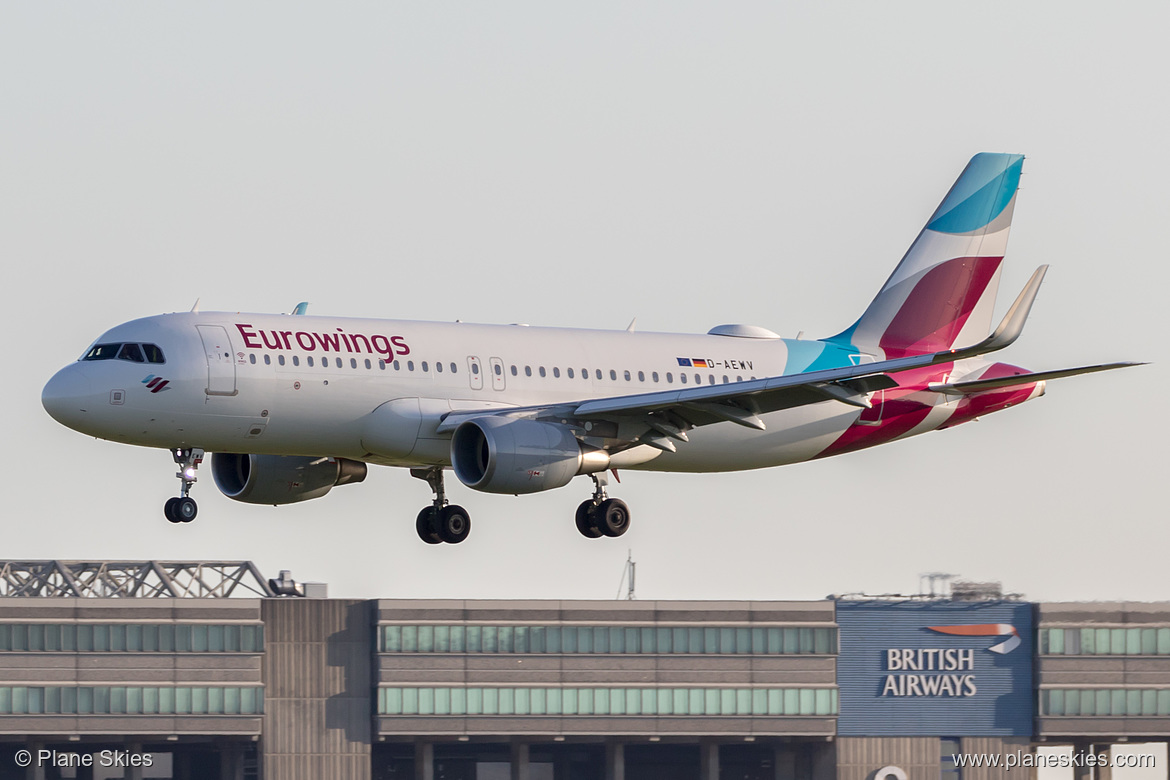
[[118, 343, 145, 363], [141, 344, 165, 364], [82, 342, 165, 364], [83, 343, 122, 361]]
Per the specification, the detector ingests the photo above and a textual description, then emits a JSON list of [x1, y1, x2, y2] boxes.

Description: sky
[[2, 2, 1166, 603]]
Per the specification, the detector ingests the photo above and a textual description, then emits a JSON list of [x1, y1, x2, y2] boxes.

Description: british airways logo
[[927, 623, 1021, 654], [142, 375, 171, 393]]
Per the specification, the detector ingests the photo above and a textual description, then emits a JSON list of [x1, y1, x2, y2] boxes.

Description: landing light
[[184, 468, 197, 480]]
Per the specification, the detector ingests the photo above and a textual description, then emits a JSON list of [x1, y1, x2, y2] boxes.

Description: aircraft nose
[[42, 364, 95, 431]]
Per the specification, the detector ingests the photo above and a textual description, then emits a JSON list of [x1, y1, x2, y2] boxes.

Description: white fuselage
[[42, 311, 1026, 477]]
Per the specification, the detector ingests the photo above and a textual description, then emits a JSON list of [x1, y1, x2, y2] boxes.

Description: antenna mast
[[615, 550, 636, 600]]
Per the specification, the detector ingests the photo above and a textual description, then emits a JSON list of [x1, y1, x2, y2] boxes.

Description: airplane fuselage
[[43, 311, 1040, 474]]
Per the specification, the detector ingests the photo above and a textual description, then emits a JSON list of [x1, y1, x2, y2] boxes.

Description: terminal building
[[0, 561, 1168, 780]]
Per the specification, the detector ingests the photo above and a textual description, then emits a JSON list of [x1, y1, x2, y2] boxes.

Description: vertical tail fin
[[828, 153, 1025, 359]]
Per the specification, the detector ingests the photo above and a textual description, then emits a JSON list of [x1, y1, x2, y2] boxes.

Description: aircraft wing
[[927, 362, 1144, 396], [436, 266, 1059, 450]]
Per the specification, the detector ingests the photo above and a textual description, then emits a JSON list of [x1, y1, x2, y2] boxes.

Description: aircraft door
[[489, 357, 505, 391], [467, 356, 484, 390], [197, 325, 238, 396]]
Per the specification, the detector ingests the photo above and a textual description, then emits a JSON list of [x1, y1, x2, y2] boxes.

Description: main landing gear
[[164, 448, 204, 524], [412, 467, 471, 544], [575, 471, 630, 539]]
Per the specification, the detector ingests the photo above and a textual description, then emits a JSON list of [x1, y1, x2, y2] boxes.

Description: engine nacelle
[[211, 454, 367, 505], [451, 417, 608, 494]]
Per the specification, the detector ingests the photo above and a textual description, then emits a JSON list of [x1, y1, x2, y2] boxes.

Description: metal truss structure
[[0, 561, 276, 598]]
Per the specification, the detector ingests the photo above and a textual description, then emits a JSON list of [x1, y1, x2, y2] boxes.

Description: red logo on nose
[[143, 375, 171, 393]]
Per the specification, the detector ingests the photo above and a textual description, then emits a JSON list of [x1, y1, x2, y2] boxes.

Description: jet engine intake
[[211, 453, 367, 505], [450, 417, 608, 494]]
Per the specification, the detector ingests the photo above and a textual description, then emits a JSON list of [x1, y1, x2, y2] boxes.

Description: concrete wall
[[262, 598, 372, 780]]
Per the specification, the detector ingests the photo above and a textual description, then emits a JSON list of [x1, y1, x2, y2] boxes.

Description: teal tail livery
[[42, 153, 1142, 543], [829, 153, 1023, 359]]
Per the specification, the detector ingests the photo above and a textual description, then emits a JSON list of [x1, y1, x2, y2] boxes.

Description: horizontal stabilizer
[[929, 362, 1145, 396]]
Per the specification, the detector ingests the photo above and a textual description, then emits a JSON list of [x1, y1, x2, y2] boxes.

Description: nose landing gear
[[575, 472, 630, 539], [164, 448, 204, 524], [412, 467, 471, 544]]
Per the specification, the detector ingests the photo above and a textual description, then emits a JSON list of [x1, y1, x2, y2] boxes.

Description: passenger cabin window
[[351, 358, 358, 369], [450, 362, 457, 374], [595, 369, 602, 380], [539, 367, 546, 378], [278, 355, 286, 366], [609, 370, 617, 380], [249, 354, 256, 365], [437, 362, 444, 373], [568, 368, 575, 379], [292, 356, 300, 366], [408, 361, 415, 372], [680, 373, 688, 384], [264, 355, 271, 365], [553, 367, 560, 378], [652, 372, 659, 382], [421, 361, 429, 372], [511, 365, 518, 376], [667, 372, 674, 383], [623, 370, 631, 381], [365, 359, 372, 369], [638, 371, 645, 382], [307, 356, 315, 367]]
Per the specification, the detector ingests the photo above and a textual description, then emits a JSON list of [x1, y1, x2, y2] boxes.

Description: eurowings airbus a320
[[42, 153, 1137, 544]]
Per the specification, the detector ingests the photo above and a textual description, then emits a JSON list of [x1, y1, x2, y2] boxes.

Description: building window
[[0, 686, 263, 715], [378, 686, 836, 717], [1040, 688, 1170, 717], [1040, 627, 1170, 655], [380, 625, 836, 655], [0, 624, 263, 653]]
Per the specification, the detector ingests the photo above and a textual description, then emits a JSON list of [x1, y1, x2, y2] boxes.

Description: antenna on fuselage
[[190, 298, 200, 313], [626, 318, 637, 333]]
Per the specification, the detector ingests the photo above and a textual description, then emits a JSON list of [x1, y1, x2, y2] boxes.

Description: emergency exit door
[[197, 325, 238, 396]]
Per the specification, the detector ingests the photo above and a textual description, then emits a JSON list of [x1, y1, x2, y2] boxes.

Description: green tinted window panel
[[376, 625, 838, 655], [0, 686, 262, 715], [1043, 689, 1170, 716], [377, 687, 838, 716]]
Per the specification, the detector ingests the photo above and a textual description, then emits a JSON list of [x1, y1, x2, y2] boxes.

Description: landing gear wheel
[[437, 505, 472, 544], [176, 496, 197, 523], [575, 501, 603, 538], [416, 507, 442, 544], [597, 498, 630, 537], [164, 496, 197, 524]]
